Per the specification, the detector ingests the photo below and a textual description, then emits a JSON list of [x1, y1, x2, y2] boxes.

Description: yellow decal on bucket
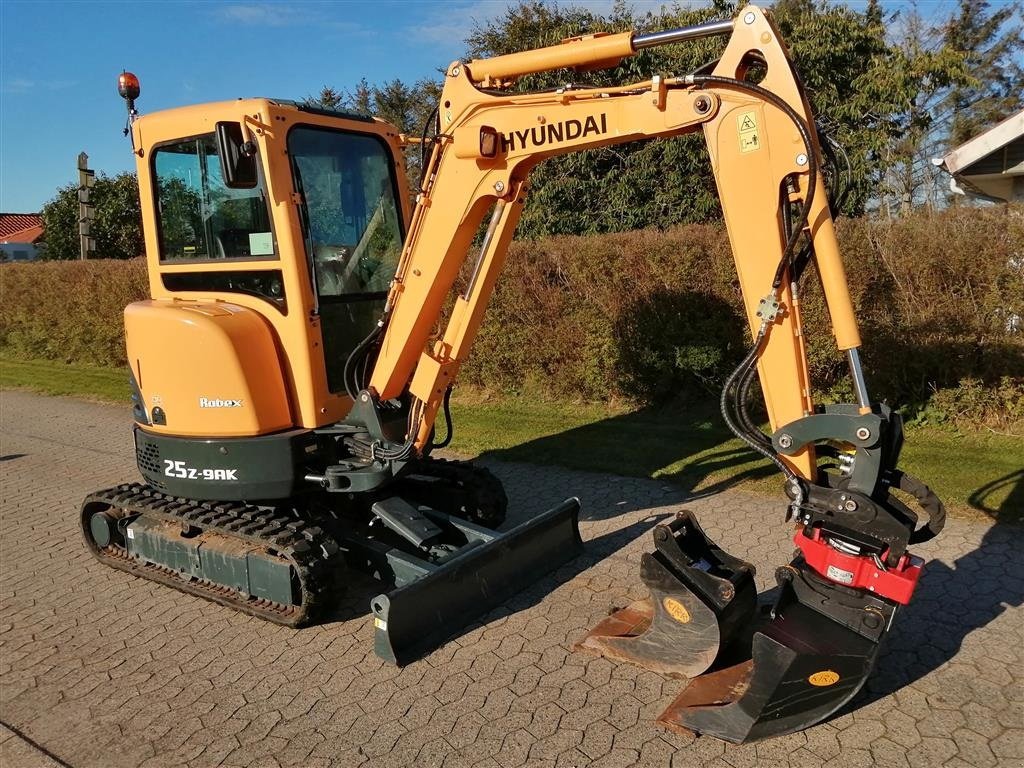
[[738, 110, 760, 153], [808, 670, 840, 687], [663, 597, 691, 624]]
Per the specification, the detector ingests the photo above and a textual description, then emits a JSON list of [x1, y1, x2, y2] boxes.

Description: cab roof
[[134, 97, 376, 128]]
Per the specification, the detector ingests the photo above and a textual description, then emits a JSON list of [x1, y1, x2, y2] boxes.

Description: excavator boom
[[367, 6, 852, 480]]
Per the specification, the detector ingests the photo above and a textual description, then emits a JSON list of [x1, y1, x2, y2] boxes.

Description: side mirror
[[216, 122, 258, 188]]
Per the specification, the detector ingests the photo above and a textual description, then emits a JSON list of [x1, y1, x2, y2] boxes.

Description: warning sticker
[[738, 110, 760, 153]]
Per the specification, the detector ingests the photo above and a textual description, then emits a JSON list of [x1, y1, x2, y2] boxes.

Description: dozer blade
[[577, 512, 757, 678], [369, 497, 583, 665], [658, 560, 898, 743]]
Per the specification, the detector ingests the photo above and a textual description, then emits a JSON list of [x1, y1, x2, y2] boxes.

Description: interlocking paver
[[1, 389, 1022, 767]]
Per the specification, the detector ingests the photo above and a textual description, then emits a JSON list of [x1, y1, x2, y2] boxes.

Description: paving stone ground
[[1, 390, 1022, 768]]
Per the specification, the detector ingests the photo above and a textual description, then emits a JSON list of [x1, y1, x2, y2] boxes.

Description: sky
[[0, 0, 1007, 213]]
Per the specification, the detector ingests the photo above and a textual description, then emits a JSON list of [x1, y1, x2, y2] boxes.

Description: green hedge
[[0, 259, 147, 367], [468, 205, 1023, 429], [2, 206, 1021, 429]]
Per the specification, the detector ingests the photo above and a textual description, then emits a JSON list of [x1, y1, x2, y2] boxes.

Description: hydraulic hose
[[719, 324, 799, 484], [737, 362, 772, 450], [430, 386, 455, 450], [687, 74, 818, 290], [343, 320, 385, 400], [684, 74, 820, 489]]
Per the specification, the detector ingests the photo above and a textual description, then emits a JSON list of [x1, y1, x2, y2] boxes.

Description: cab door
[[288, 126, 406, 395]]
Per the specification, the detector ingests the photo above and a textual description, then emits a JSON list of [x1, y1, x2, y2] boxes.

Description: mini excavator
[[83, 5, 944, 742]]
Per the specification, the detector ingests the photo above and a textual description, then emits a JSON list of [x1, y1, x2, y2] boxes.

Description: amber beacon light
[[118, 71, 141, 101]]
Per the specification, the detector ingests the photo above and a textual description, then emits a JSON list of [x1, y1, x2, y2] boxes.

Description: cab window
[[288, 127, 403, 297], [153, 134, 275, 261]]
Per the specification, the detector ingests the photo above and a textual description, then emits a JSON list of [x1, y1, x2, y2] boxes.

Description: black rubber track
[[402, 457, 509, 528], [80, 483, 342, 627]]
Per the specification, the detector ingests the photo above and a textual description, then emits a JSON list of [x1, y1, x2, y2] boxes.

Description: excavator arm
[[369, 7, 846, 478], [348, 5, 945, 741]]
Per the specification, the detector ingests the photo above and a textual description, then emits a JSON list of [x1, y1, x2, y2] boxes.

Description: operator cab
[[123, 91, 411, 439]]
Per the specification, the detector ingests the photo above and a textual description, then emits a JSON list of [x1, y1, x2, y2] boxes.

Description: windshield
[[153, 133, 274, 260], [288, 127, 403, 297]]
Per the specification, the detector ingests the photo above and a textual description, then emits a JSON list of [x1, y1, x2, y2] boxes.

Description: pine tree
[[307, 86, 345, 110]]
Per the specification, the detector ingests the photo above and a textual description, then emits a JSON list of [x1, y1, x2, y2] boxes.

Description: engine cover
[[125, 300, 292, 437]]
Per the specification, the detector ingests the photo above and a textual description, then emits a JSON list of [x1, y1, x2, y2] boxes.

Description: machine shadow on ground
[[474, 406, 777, 512], [855, 468, 1024, 706], [474, 287, 777, 508]]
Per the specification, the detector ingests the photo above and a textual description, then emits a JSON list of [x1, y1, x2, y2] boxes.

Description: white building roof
[[937, 109, 1024, 202]]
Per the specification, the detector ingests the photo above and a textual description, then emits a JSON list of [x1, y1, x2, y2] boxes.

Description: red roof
[[0, 213, 44, 242]]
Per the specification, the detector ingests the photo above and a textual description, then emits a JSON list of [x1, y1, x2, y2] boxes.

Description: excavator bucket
[[345, 497, 584, 665], [578, 511, 902, 743], [577, 512, 757, 678], [658, 559, 898, 742]]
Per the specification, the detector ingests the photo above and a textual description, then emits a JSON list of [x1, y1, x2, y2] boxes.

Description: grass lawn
[[1, 357, 131, 402], [450, 393, 1023, 524], [3, 356, 1020, 523]]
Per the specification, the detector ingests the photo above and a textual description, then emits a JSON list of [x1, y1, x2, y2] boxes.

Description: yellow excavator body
[[124, 300, 292, 437], [80, 6, 945, 744]]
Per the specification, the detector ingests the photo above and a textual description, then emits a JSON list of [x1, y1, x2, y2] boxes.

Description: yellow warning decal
[[808, 670, 840, 687], [373, 617, 388, 631], [663, 597, 691, 624], [738, 110, 760, 153]]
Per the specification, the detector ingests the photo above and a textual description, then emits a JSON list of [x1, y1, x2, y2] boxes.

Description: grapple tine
[[576, 511, 757, 679]]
